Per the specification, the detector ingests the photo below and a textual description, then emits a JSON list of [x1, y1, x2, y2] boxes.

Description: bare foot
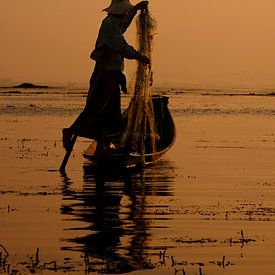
[[62, 128, 74, 151]]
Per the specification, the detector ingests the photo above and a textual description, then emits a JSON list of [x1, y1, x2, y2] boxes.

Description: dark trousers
[[70, 66, 122, 140]]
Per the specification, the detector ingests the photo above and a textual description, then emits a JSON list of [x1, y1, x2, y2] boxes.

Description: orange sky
[[1, 0, 275, 87]]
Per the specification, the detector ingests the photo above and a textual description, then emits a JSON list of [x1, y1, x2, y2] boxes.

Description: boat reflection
[[60, 160, 175, 273]]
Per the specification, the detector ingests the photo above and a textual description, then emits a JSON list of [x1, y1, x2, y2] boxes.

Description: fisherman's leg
[[62, 69, 100, 150], [62, 70, 121, 150], [62, 109, 90, 151], [107, 84, 122, 133], [99, 86, 123, 154], [93, 71, 123, 154]]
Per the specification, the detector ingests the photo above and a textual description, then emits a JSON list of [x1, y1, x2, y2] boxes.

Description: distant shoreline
[[0, 82, 50, 89], [12, 82, 49, 89]]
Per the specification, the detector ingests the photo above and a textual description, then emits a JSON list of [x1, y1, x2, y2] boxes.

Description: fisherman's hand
[[134, 1, 149, 12], [138, 55, 150, 65]]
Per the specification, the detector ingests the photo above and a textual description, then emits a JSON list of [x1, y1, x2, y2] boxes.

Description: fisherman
[[62, 0, 150, 152]]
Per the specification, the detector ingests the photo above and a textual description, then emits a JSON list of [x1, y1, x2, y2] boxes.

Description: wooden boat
[[83, 95, 175, 168]]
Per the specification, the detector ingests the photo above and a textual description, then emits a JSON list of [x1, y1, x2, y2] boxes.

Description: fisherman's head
[[103, 0, 134, 17]]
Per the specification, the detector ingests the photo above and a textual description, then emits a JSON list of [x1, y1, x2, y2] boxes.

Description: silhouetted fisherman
[[62, 0, 150, 152]]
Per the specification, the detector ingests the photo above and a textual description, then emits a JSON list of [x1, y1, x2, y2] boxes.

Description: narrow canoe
[[83, 95, 175, 168]]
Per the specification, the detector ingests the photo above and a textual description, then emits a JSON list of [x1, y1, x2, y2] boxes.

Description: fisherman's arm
[[120, 8, 137, 33], [121, 1, 149, 33], [106, 22, 149, 64]]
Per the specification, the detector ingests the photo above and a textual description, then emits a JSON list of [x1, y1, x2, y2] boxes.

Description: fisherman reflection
[[60, 163, 174, 273], [60, 167, 151, 273]]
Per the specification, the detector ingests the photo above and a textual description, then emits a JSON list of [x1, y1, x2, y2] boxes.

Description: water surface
[[1, 86, 275, 274]]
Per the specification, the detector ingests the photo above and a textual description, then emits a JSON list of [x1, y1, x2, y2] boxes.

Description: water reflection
[[60, 160, 175, 273]]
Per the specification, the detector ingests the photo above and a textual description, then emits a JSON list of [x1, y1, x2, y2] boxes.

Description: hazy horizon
[[2, 0, 275, 88]]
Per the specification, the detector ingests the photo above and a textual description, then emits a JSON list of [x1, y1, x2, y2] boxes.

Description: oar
[[59, 134, 77, 172]]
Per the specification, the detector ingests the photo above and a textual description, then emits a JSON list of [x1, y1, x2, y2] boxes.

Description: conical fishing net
[[121, 9, 157, 159]]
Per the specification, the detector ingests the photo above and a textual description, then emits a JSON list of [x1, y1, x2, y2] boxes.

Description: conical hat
[[103, 0, 134, 14]]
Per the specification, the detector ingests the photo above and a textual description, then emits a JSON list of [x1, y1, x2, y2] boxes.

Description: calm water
[[1, 86, 275, 274], [1, 85, 275, 116]]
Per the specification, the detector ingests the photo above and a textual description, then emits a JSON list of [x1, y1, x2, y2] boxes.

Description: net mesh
[[120, 9, 157, 159]]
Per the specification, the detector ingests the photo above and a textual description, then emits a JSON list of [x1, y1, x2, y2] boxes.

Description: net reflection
[[60, 160, 175, 273]]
